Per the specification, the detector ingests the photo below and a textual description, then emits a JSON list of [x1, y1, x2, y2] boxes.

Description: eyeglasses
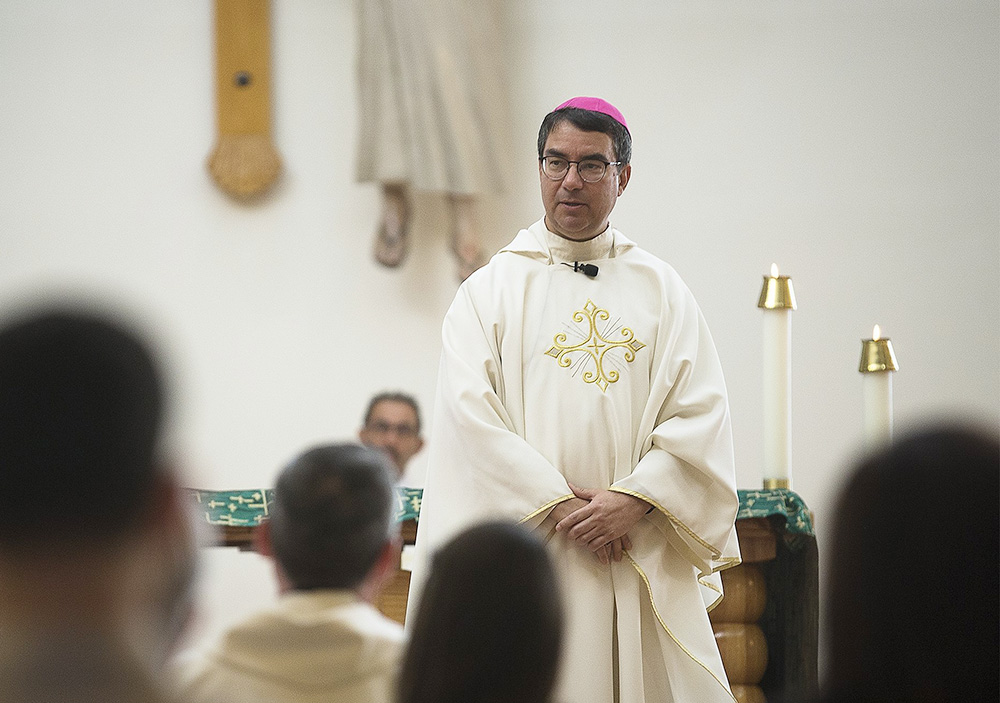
[[541, 156, 622, 183], [365, 420, 419, 438]]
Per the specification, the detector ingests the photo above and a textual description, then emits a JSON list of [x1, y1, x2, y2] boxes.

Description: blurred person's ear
[[123, 468, 199, 667], [252, 519, 274, 557], [253, 520, 296, 594], [359, 535, 402, 604]]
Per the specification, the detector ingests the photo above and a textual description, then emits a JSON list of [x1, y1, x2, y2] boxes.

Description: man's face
[[358, 400, 423, 478], [540, 120, 631, 242]]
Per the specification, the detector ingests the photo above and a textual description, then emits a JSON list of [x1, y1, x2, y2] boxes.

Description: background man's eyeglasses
[[366, 420, 419, 437]]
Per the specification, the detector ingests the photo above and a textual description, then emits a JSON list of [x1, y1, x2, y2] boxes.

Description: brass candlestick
[[758, 264, 796, 491], [859, 325, 898, 447], [859, 333, 898, 373], [757, 270, 797, 311]]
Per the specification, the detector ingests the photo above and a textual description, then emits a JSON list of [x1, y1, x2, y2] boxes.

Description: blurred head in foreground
[[823, 424, 999, 703], [398, 520, 564, 703], [0, 304, 196, 696]]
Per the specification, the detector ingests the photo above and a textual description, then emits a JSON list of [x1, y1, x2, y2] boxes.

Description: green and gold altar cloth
[[737, 488, 813, 536], [191, 487, 809, 536], [190, 489, 271, 526], [189, 486, 424, 527]]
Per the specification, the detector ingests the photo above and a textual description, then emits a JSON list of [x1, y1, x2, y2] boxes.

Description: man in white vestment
[[174, 444, 404, 703], [409, 97, 742, 703]]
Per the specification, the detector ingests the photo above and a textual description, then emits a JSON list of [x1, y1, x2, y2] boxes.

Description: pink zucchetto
[[553, 96, 629, 133]]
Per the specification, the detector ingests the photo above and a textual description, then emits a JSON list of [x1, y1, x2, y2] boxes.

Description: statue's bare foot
[[450, 195, 485, 281], [374, 185, 410, 268]]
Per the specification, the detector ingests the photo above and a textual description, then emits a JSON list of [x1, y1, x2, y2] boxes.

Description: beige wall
[[2, 0, 997, 672]]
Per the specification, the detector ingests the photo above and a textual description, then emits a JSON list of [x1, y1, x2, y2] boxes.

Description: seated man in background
[[0, 306, 196, 703], [174, 443, 405, 703], [359, 391, 424, 482]]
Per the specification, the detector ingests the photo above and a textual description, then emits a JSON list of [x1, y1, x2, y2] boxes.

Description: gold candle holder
[[757, 265, 797, 311], [763, 478, 790, 490], [859, 328, 899, 373]]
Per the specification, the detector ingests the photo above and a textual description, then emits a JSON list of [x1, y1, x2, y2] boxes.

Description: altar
[[191, 486, 817, 702]]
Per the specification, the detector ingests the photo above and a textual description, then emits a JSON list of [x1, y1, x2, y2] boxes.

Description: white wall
[[2, 0, 997, 671]]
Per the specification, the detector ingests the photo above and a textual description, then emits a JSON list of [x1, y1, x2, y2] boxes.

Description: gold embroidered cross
[[545, 300, 646, 392]]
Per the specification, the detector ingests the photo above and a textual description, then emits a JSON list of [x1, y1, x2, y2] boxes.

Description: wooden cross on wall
[[207, 0, 282, 198]]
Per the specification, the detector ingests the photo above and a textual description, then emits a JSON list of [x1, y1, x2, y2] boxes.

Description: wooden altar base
[[711, 516, 819, 702], [373, 519, 418, 624]]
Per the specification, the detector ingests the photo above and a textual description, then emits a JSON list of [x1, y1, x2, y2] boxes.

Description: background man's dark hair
[[537, 106, 632, 166], [363, 391, 421, 432], [0, 308, 164, 546], [268, 443, 398, 590]]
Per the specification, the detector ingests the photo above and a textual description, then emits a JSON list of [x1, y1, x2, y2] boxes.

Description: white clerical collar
[[542, 223, 615, 265]]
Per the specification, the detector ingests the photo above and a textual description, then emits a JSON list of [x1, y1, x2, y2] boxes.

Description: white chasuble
[[410, 220, 741, 703]]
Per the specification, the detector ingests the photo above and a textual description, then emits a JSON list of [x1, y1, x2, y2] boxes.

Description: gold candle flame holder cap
[[859, 338, 898, 373], [757, 275, 797, 310]]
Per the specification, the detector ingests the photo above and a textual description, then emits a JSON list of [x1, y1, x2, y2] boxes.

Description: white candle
[[762, 302, 791, 481], [860, 325, 896, 447], [758, 263, 796, 489]]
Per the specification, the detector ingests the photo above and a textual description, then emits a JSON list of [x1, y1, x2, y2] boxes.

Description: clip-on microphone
[[562, 261, 599, 278]]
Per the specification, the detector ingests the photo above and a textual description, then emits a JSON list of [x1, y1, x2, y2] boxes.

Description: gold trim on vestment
[[625, 553, 739, 703], [608, 486, 742, 601], [519, 495, 575, 524], [608, 486, 731, 559]]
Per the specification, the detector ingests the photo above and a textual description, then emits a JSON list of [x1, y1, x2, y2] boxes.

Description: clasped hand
[[552, 483, 650, 565]]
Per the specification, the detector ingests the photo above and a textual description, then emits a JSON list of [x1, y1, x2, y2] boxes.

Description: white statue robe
[[355, 0, 508, 195], [409, 219, 741, 703]]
